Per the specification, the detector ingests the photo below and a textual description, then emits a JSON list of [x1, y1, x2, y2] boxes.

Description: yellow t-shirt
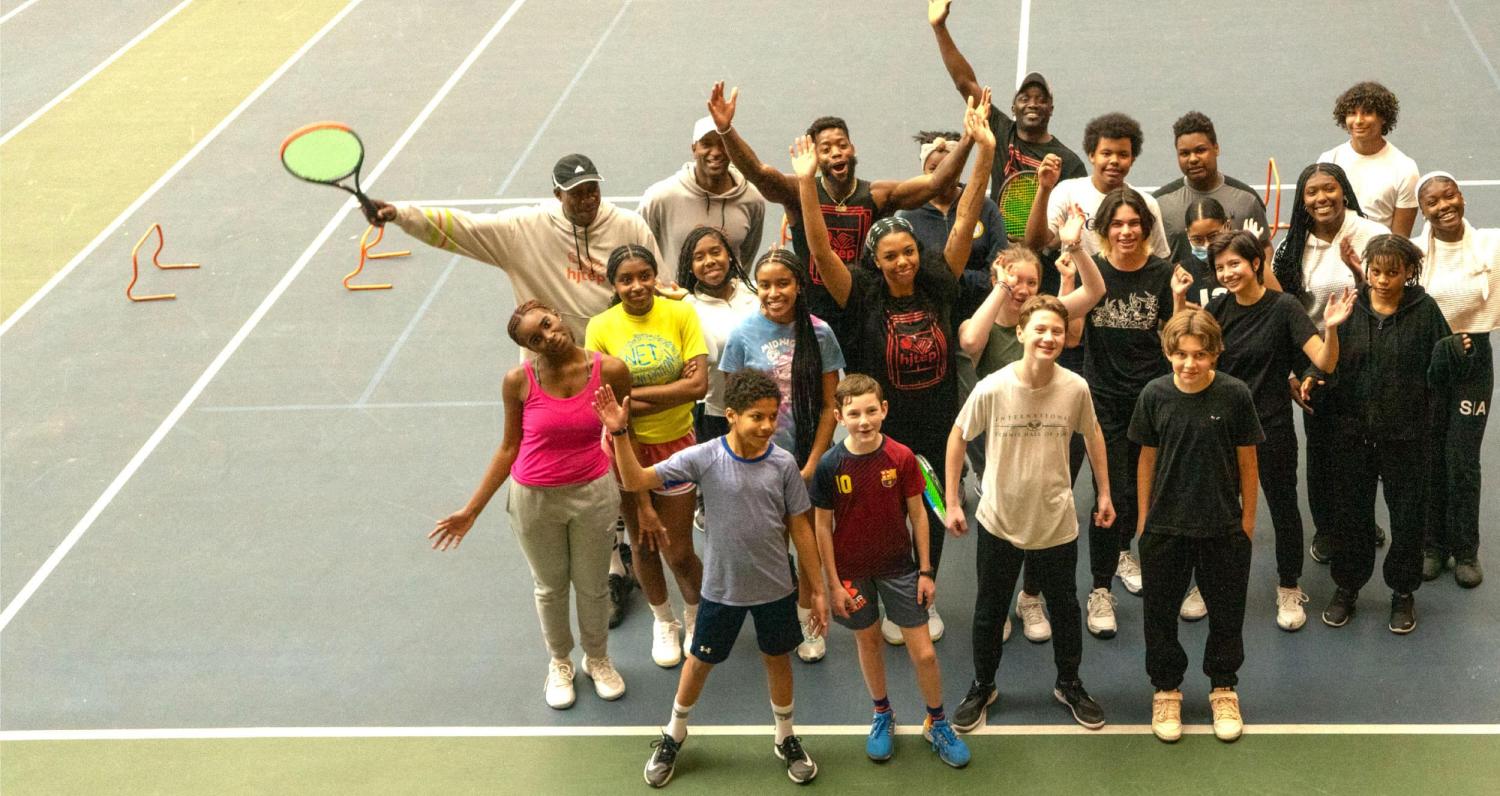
[[585, 299, 707, 444]]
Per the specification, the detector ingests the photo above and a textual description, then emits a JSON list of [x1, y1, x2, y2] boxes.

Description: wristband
[[919, 569, 936, 580], [1061, 243, 1082, 253], [715, 124, 732, 136], [610, 427, 629, 437]]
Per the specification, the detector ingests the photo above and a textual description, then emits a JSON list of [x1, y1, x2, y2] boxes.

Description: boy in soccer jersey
[[594, 369, 829, 788], [811, 373, 970, 768]]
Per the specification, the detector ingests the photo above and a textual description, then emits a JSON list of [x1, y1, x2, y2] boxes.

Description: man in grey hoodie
[[638, 117, 766, 270]]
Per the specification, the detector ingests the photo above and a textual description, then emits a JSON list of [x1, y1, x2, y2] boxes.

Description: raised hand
[[1171, 264, 1195, 300], [1323, 286, 1356, 328], [428, 509, 476, 551], [1339, 237, 1364, 283], [964, 87, 995, 149], [928, 0, 952, 27], [1058, 202, 1087, 248], [1037, 153, 1062, 190], [789, 134, 818, 178], [1242, 217, 1264, 240], [707, 81, 738, 132], [363, 198, 397, 228], [590, 384, 630, 434]]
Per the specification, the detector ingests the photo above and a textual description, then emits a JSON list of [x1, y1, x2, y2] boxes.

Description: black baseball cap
[[1016, 72, 1052, 99], [552, 154, 602, 191]]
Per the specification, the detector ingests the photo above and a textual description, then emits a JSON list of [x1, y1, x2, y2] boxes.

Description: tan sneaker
[[1151, 689, 1183, 743], [1210, 688, 1243, 742], [581, 655, 626, 701]]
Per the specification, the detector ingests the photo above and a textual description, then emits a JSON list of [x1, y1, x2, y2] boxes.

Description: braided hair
[[605, 244, 659, 307], [1270, 163, 1363, 297], [755, 248, 825, 465], [676, 226, 754, 297]]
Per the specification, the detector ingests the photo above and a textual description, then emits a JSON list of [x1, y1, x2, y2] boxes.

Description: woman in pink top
[[428, 300, 634, 711]]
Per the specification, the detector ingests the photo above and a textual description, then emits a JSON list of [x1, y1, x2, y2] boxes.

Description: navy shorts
[[832, 569, 927, 631], [688, 591, 801, 665]]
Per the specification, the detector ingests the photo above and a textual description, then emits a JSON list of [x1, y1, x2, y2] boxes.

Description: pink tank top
[[511, 352, 611, 487]]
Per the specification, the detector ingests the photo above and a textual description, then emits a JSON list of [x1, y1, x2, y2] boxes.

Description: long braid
[[756, 249, 824, 465], [1271, 162, 1363, 298]]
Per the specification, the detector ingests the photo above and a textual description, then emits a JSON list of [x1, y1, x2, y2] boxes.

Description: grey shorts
[[832, 569, 927, 631]]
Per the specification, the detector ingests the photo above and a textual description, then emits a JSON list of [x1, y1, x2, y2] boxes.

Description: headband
[[918, 136, 950, 168], [864, 216, 917, 261], [1416, 170, 1457, 197]]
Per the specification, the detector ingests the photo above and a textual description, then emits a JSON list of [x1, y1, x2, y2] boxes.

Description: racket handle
[[353, 191, 381, 225]]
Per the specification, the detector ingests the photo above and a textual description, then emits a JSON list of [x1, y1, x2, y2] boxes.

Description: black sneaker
[[1053, 680, 1106, 730], [773, 735, 817, 783], [644, 731, 683, 788], [1321, 587, 1357, 627], [1374, 524, 1387, 547], [1389, 592, 1416, 634], [1455, 557, 1484, 589], [1309, 534, 1333, 564], [608, 573, 632, 629], [952, 680, 997, 732], [1422, 550, 1446, 582]]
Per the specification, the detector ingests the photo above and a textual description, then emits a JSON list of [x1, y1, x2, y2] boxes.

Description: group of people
[[374, 3, 1497, 786]]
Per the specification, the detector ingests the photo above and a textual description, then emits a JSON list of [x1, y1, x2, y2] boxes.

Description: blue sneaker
[[866, 710, 895, 761], [924, 717, 970, 768]]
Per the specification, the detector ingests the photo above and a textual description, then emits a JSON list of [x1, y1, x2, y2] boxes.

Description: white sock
[[667, 700, 693, 742], [650, 601, 676, 624], [796, 605, 811, 624], [683, 602, 698, 628], [772, 701, 795, 743], [609, 544, 626, 577]]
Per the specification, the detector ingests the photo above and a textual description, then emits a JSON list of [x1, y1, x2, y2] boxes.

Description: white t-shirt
[[1300, 213, 1388, 331], [1416, 225, 1500, 334], [1046, 176, 1171, 259], [1317, 141, 1419, 230], [954, 363, 1096, 550], [685, 283, 761, 415]]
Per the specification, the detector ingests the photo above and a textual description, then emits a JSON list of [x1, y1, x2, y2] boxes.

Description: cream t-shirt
[[1417, 226, 1500, 334], [1317, 141, 1419, 230]]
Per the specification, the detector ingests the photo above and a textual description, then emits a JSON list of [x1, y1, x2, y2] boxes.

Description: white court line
[[198, 400, 502, 413], [1448, 0, 1500, 94], [0, 0, 42, 25], [0, 0, 531, 635], [354, 255, 462, 406], [0, 0, 364, 338], [3, 724, 1497, 741], [1014, 0, 1031, 91], [0, 0, 195, 146], [492, 0, 632, 196]]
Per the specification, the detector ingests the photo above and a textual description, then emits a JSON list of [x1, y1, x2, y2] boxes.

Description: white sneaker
[[681, 622, 696, 660], [1276, 585, 1310, 631], [1002, 616, 1012, 643], [652, 619, 683, 668], [1116, 551, 1143, 595], [927, 605, 945, 642], [881, 615, 905, 646], [545, 659, 576, 709], [797, 619, 826, 662], [1179, 586, 1207, 621], [1017, 592, 1052, 642], [581, 655, 626, 701], [693, 505, 706, 534], [1087, 588, 1117, 639]]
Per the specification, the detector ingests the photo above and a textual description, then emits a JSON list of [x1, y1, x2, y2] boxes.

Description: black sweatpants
[[1259, 420, 1306, 587], [1301, 408, 1337, 538], [1089, 394, 1139, 589], [1428, 333, 1492, 560], [888, 424, 950, 577], [1330, 434, 1427, 595], [1140, 530, 1252, 691], [972, 529, 1082, 686]]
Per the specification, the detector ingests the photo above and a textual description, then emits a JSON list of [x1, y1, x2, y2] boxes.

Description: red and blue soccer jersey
[[810, 436, 923, 579]]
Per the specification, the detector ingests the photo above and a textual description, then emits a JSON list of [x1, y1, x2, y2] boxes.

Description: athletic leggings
[[1427, 333, 1492, 559], [1329, 434, 1426, 596], [973, 530, 1082, 686], [1301, 408, 1337, 539], [1088, 394, 1140, 590], [1258, 421, 1306, 587], [1141, 530, 1251, 691]]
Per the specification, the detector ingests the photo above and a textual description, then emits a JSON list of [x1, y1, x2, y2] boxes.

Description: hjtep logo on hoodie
[[566, 249, 606, 286]]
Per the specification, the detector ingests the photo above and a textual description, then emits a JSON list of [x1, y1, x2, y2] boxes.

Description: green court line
[[0, 0, 348, 319], [4, 734, 1498, 795]]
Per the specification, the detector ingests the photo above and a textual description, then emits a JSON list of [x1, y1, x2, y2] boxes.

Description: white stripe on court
[[0, 0, 42, 25], [0, 0, 530, 635], [197, 400, 503, 413], [1448, 0, 1500, 95], [0, 0, 364, 339], [0, 0, 195, 146], [2, 723, 1496, 741], [1014, 0, 1032, 91]]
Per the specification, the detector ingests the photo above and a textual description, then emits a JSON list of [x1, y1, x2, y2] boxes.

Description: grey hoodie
[[637, 163, 766, 270]]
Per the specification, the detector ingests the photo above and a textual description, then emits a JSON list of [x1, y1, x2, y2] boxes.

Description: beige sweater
[[393, 199, 662, 340]]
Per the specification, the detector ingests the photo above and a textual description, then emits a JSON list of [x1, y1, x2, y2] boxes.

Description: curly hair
[[1171, 110, 1217, 146], [912, 130, 962, 144], [724, 368, 782, 413], [1333, 81, 1400, 136], [1363, 233, 1424, 286], [1083, 112, 1143, 158]]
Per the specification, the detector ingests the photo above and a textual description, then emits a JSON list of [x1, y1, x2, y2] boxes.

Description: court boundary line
[[1014, 0, 1031, 91], [0, 0, 42, 25], [3, 723, 1497, 741], [0, 0, 365, 338], [354, 255, 463, 406], [0, 0, 530, 634], [0, 0, 195, 146], [1448, 0, 1500, 94]]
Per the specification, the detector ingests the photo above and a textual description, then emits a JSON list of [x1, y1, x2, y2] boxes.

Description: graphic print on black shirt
[[886, 307, 948, 390], [1083, 255, 1176, 400], [1092, 290, 1163, 330]]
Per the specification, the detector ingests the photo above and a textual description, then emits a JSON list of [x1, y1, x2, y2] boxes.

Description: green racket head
[[997, 170, 1040, 239], [915, 454, 947, 517], [280, 122, 365, 184]]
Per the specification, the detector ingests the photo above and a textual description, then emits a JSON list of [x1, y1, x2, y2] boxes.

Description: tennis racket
[[996, 169, 1040, 240], [914, 454, 947, 518], [280, 122, 379, 219]]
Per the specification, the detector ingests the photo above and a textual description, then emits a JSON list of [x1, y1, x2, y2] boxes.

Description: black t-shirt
[[989, 106, 1087, 201], [788, 177, 887, 328], [842, 255, 960, 458], [1128, 373, 1265, 536], [1081, 255, 1176, 401], [1167, 237, 1228, 308], [1206, 290, 1318, 430]]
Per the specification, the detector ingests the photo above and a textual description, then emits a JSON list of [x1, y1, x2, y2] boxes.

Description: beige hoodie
[[393, 199, 662, 340]]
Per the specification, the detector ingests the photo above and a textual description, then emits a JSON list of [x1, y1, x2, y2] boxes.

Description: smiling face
[[874, 231, 920, 290], [692, 133, 729, 182], [1001, 259, 1041, 309], [1089, 136, 1135, 190], [1213, 248, 1261, 295], [1104, 204, 1145, 257], [691, 233, 731, 290], [1018, 307, 1067, 363], [1419, 179, 1465, 238], [1012, 86, 1053, 135], [837, 391, 888, 445], [726, 396, 780, 451], [555, 181, 601, 227], [1344, 106, 1384, 147], [512, 307, 574, 357], [814, 127, 858, 187], [755, 261, 798, 324], [1302, 171, 1346, 230], [1175, 132, 1220, 185], [1365, 254, 1412, 305], [1169, 333, 1217, 390], [611, 257, 657, 314]]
